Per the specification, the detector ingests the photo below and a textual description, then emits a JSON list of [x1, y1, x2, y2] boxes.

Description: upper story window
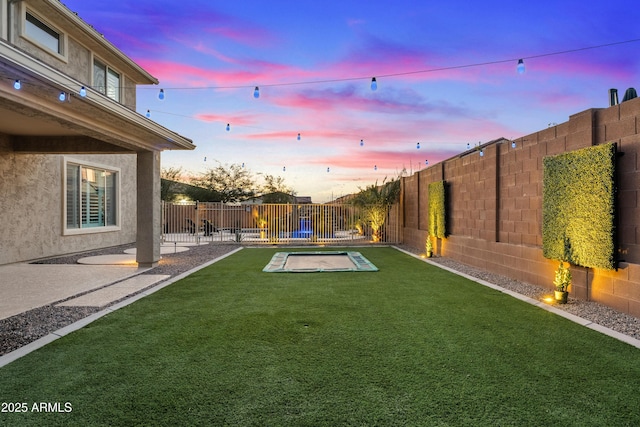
[[24, 11, 62, 55], [93, 59, 121, 102]]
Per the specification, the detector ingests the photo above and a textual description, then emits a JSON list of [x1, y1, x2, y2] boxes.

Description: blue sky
[[61, 0, 640, 202]]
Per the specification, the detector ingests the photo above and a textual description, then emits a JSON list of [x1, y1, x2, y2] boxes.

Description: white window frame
[[21, 8, 67, 61], [93, 57, 121, 102], [62, 158, 121, 236]]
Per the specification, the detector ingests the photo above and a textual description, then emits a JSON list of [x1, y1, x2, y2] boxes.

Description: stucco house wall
[[0, 139, 136, 263], [402, 97, 640, 316]]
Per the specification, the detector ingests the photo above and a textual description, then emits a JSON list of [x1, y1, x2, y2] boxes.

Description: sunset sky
[[61, 0, 640, 202]]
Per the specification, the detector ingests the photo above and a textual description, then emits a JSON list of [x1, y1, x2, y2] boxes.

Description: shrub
[[428, 181, 446, 238]]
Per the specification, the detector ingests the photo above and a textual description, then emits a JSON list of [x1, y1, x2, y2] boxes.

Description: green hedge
[[428, 181, 446, 238], [542, 143, 616, 270]]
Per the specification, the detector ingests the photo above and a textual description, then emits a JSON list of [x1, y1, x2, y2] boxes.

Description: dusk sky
[[61, 1, 640, 202]]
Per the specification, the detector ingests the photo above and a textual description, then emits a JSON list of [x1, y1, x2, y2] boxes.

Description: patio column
[[136, 150, 161, 267]]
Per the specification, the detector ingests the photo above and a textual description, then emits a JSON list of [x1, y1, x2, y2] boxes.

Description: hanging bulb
[[374, 165, 377, 171], [467, 142, 470, 150], [146, 109, 151, 118], [297, 133, 301, 141], [511, 140, 516, 148], [327, 167, 330, 173], [253, 86, 260, 99], [242, 162, 245, 168], [79, 86, 87, 97], [479, 148, 484, 157], [283, 166, 286, 172], [13, 79, 21, 90], [204, 156, 207, 162], [370, 77, 377, 91], [360, 139, 364, 147], [158, 89, 165, 100], [517, 59, 525, 74], [416, 142, 420, 149], [226, 123, 230, 132], [58, 92, 66, 102], [425, 160, 429, 166]]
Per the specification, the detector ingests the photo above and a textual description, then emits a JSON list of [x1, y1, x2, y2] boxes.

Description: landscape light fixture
[[370, 77, 378, 91], [253, 86, 260, 99], [517, 59, 525, 74], [13, 79, 21, 90]]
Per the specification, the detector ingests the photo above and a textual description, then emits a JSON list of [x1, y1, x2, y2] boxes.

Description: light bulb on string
[[327, 167, 330, 173], [158, 89, 165, 100], [226, 123, 230, 132], [79, 86, 87, 97], [416, 142, 420, 149], [253, 86, 260, 99], [13, 79, 21, 90], [374, 165, 377, 171], [425, 160, 429, 166], [204, 156, 207, 162], [58, 92, 66, 102], [146, 110, 151, 118], [479, 148, 484, 157], [360, 139, 364, 147], [511, 140, 516, 148], [297, 133, 301, 141], [517, 59, 525, 74], [370, 77, 377, 91], [242, 162, 245, 168], [467, 142, 470, 150], [283, 166, 286, 172]]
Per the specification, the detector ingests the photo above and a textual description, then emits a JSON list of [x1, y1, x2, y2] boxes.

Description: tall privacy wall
[[401, 97, 640, 316]]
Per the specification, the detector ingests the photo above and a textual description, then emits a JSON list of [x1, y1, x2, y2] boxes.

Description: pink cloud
[[195, 113, 256, 126]]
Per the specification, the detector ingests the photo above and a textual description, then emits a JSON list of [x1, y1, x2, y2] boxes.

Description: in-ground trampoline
[[263, 251, 378, 273]]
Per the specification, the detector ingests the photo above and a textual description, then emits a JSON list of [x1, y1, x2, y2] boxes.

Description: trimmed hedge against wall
[[542, 142, 616, 270], [428, 181, 446, 238]]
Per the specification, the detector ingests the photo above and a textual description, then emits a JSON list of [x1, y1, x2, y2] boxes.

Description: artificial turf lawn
[[1, 247, 639, 426]]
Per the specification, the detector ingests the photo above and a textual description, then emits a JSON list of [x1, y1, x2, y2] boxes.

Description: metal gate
[[161, 201, 400, 245]]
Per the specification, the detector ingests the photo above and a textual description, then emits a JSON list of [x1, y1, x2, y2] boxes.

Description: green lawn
[[1, 247, 639, 426]]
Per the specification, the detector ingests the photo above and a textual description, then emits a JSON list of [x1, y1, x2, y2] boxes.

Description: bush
[[428, 181, 446, 238], [542, 143, 616, 269]]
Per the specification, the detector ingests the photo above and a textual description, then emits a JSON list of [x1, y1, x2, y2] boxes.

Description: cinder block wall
[[402, 97, 640, 316]]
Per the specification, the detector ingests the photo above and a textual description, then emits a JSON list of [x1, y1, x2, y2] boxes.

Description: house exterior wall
[[0, 137, 137, 264], [402, 97, 640, 317]]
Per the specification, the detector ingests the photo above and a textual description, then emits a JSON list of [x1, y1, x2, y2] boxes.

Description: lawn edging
[[392, 246, 640, 350], [0, 247, 244, 368]]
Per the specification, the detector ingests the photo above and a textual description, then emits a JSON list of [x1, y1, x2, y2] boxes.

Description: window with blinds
[[93, 60, 121, 102], [66, 163, 118, 231]]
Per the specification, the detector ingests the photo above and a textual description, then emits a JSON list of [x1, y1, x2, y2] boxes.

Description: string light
[[370, 77, 377, 91], [253, 86, 260, 99], [327, 167, 330, 173], [283, 166, 286, 172], [79, 86, 87, 97], [360, 139, 364, 147], [158, 89, 165, 100], [467, 142, 470, 150], [226, 123, 230, 132], [425, 160, 429, 166], [479, 148, 484, 157], [517, 59, 525, 74], [297, 133, 301, 141], [374, 165, 377, 171], [416, 142, 420, 149], [242, 162, 245, 168], [511, 140, 516, 148], [13, 79, 21, 90], [58, 92, 66, 102], [204, 156, 207, 161], [146, 109, 151, 118]]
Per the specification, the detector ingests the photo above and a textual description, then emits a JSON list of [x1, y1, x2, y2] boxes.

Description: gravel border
[[2, 243, 639, 356]]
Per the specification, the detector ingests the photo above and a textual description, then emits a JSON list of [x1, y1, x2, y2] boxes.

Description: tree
[[160, 167, 184, 201], [260, 174, 295, 203], [350, 176, 401, 241], [190, 162, 257, 203]]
